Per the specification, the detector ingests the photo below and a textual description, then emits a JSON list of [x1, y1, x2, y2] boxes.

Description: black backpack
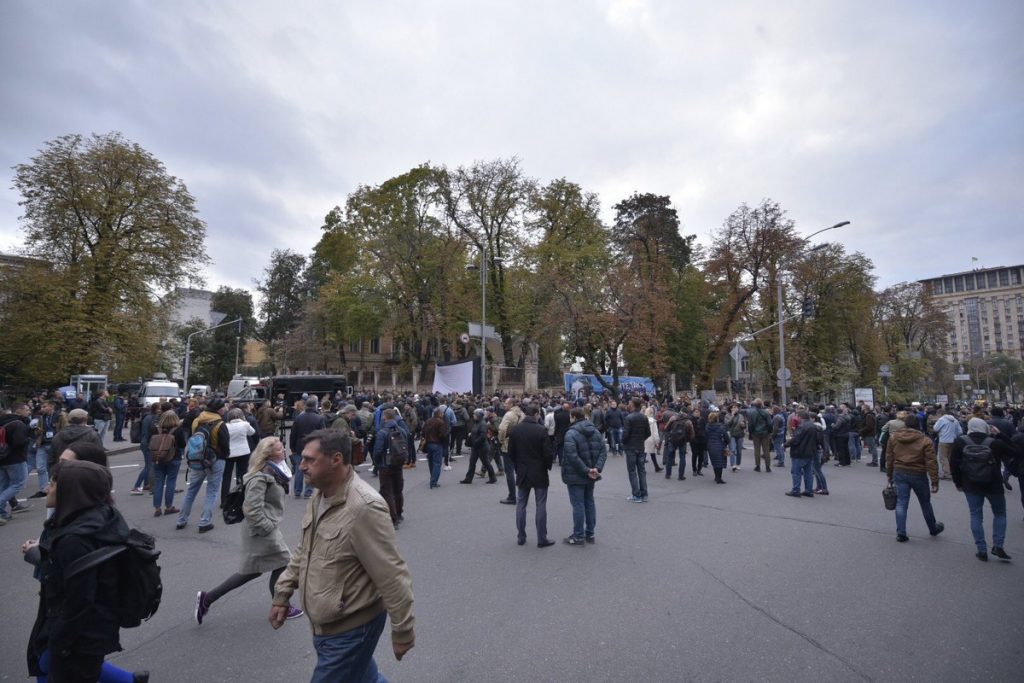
[[64, 528, 162, 628], [386, 427, 410, 467], [667, 417, 691, 445], [959, 435, 998, 485]]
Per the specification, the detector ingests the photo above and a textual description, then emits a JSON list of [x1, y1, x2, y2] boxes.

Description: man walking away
[[461, 409, 497, 484], [373, 408, 408, 527], [934, 409, 963, 480], [562, 407, 607, 545], [507, 404, 555, 547], [88, 390, 113, 443], [951, 418, 1014, 561], [622, 398, 651, 502], [288, 397, 326, 498], [886, 414, 944, 543]]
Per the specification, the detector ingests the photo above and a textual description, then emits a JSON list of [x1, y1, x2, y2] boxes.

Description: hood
[[570, 420, 598, 438], [58, 423, 96, 442], [46, 505, 130, 549], [892, 428, 928, 445], [0, 414, 27, 427]]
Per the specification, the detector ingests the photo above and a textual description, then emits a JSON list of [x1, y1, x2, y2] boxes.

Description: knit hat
[[67, 408, 89, 421], [967, 417, 989, 435]]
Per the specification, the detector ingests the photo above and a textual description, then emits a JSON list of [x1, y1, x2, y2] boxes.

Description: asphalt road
[[2, 445, 1022, 682]]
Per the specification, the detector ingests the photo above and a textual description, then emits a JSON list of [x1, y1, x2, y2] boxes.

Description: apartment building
[[920, 264, 1024, 363]]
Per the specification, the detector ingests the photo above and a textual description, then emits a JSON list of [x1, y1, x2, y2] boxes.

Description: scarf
[[266, 459, 292, 494]]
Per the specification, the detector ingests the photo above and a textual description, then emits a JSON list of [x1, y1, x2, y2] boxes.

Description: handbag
[[222, 480, 249, 524], [882, 483, 897, 511]]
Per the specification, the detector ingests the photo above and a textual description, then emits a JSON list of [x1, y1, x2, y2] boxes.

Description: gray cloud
[[2, 0, 1022, 293]]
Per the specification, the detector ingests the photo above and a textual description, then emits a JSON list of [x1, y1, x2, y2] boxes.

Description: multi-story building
[[920, 264, 1024, 363]]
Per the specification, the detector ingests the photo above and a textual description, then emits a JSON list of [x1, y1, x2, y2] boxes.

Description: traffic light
[[801, 295, 815, 320]]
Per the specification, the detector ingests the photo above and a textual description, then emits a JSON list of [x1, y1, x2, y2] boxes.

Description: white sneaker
[[129, 488, 145, 496], [443, 465, 452, 471]]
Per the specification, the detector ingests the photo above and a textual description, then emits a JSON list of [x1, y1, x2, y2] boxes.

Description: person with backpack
[[662, 409, 693, 480], [130, 403, 161, 495], [25, 459, 146, 682], [175, 398, 230, 533], [0, 403, 33, 524], [372, 408, 409, 527], [195, 436, 303, 625], [950, 418, 1015, 562], [150, 410, 185, 518], [885, 414, 945, 543], [725, 404, 747, 472]]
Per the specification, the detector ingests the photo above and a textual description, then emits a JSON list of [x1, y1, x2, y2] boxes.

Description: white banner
[[433, 359, 475, 394], [854, 387, 875, 408]]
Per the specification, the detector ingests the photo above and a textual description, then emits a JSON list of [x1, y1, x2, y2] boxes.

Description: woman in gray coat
[[194, 436, 303, 624]]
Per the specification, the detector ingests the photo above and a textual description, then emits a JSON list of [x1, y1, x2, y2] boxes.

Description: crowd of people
[[2, 385, 1023, 681]]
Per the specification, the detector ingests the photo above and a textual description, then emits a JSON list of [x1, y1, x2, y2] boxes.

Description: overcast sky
[[2, 0, 1022, 295]]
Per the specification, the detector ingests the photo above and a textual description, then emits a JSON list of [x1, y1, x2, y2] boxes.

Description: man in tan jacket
[[885, 413, 944, 543], [498, 399, 525, 505], [270, 429, 415, 681]]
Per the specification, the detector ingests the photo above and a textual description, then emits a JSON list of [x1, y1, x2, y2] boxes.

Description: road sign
[[878, 370, 892, 378], [879, 364, 890, 373], [854, 387, 875, 408], [776, 380, 792, 388], [958, 365, 965, 374], [935, 394, 949, 404], [953, 374, 971, 381], [729, 344, 748, 362], [776, 367, 792, 381]]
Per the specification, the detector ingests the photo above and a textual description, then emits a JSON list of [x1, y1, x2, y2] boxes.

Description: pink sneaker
[[285, 606, 304, 620]]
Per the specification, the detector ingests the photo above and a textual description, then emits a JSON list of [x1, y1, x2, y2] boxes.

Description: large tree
[[5, 132, 207, 382], [256, 248, 310, 372]]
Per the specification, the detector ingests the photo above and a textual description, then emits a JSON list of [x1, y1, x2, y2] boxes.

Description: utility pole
[[184, 317, 242, 394]]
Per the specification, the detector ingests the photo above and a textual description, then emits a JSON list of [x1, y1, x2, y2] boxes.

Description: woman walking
[[195, 437, 303, 624], [151, 410, 184, 517], [222, 408, 256, 505], [704, 412, 730, 484], [644, 406, 663, 473]]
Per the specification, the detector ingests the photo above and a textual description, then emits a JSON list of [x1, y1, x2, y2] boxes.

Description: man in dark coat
[[507, 404, 555, 547], [289, 397, 327, 498], [561, 407, 608, 545], [552, 402, 571, 466], [621, 398, 651, 502]]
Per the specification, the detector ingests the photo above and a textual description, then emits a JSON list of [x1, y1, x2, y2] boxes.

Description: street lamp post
[[468, 247, 503, 395], [183, 317, 242, 395], [777, 221, 850, 407]]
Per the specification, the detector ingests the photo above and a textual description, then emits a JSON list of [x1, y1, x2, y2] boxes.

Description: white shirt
[[226, 419, 255, 457]]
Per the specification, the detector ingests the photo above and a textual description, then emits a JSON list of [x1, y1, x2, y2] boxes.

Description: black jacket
[[87, 397, 112, 422], [289, 408, 327, 453], [28, 505, 130, 675], [507, 417, 554, 489], [621, 411, 651, 452], [604, 408, 624, 429], [787, 421, 823, 460], [561, 420, 608, 486], [553, 409, 571, 445], [950, 432, 1014, 496], [0, 414, 31, 465]]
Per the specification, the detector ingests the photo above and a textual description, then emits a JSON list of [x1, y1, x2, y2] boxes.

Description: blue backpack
[[186, 421, 221, 471]]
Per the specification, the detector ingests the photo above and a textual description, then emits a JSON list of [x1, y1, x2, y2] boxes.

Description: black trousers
[[465, 445, 496, 481], [379, 465, 404, 522]]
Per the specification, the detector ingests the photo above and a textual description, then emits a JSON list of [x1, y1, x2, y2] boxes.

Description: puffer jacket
[[561, 420, 608, 486], [885, 428, 938, 484]]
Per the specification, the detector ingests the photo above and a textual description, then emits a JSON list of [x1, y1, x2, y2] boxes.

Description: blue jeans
[[729, 436, 743, 467], [37, 648, 135, 683], [964, 492, 1006, 553], [94, 419, 109, 442], [849, 433, 862, 461], [311, 611, 388, 683], [773, 436, 786, 464], [812, 451, 828, 492], [625, 450, 647, 498], [289, 453, 312, 496], [0, 462, 27, 515], [152, 459, 181, 509], [34, 445, 50, 491], [893, 471, 938, 536], [663, 441, 686, 476], [863, 436, 878, 462], [133, 448, 152, 490], [114, 411, 125, 440], [176, 459, 225, 528], [610, 427, 623, 453], [567, 482, 596, 539], [789, 457, 813, 493], [426, 442, 445, 487]]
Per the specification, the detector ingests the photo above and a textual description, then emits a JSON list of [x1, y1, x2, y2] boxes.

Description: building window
[[988, 272, 998, 288], [955, 276, 965, 292], [349, 339, 361, 353], [978, 275, 987, 290], [370, 338, 380, 354], [1012, 268, 1022, 285], [965, 275, 975, 291], [944, 277, 954, 293], [1000, 269, 1009, 287]]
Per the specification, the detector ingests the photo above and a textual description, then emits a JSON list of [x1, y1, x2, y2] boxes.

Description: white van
[[139, 380, 181, 406], [226, 375, 259, 397], [188, 384, 211, 397]]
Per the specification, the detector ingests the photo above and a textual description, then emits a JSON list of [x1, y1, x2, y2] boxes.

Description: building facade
[[920, 264, 1024, 363]]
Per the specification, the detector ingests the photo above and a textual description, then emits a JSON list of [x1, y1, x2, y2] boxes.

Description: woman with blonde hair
[[194, 436, 302, 625]]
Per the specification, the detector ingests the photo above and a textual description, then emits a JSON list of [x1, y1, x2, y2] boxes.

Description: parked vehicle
[[188, 384, 211, 397], [226, 375, 260, 397], [139, 379, 181, 406]]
